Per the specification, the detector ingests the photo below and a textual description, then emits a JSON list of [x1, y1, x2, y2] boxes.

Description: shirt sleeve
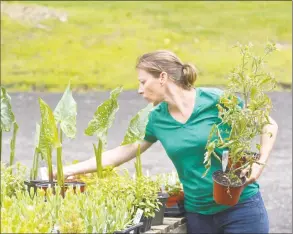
[[144, 112, 158, 143]]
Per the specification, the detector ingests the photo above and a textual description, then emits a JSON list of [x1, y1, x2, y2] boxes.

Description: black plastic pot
[[24, 180, 49, 199], [152, 192, 169, 226], [164, 200, 185, 217], [114, 222, 143, 234], [139, 216, 153, 233], [36, 181, 86, 194]]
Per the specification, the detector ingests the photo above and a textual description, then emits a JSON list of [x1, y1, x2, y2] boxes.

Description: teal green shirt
[[144, 87, 259, 215]]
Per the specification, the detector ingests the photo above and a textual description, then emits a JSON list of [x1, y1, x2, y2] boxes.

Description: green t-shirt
[[144, 87, 259, 215]]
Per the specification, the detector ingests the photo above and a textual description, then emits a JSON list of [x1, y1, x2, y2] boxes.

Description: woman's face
[[137, 69, 165, 105]]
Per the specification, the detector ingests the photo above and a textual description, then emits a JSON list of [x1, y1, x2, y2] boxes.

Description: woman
[[60, 50, 278, 233]]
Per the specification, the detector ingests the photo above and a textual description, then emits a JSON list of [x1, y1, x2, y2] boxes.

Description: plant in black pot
[[202, 42, 277, 206], [35, 83, 85, 197]]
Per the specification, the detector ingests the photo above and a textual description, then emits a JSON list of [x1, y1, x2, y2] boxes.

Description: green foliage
[[1, 162, 26, 205], [157, 171, 183, 196], [53, 82, 77, 139], [0, 87, 18, 165], [85, 86, 123, 148], [0, 87, 15, 132], [85, 86, 122, 177], [203, 42, 277, 182], [1, 2, 291, 91], [121, 103, 153, 145], [38, 98, 61, 181]]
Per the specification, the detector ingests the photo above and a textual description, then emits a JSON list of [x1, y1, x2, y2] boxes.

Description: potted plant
[[35, 83, 85, 196], [203, 42, 277, 206], [158, 172, 185, 217]]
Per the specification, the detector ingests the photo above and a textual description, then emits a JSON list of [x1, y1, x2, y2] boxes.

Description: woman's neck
[[164, 84, 196, 117]]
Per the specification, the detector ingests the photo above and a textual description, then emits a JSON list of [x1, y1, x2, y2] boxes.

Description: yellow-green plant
[[85, 86, 123, 178], [0, 87, 18, 166], [203, 42, 277, 184], [1, 162, 26, 205], [53, 83, 77, 193], [1, 188, 53, 233]]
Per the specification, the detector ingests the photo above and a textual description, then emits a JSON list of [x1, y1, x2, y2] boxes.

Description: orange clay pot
[[212, 170, 246, 206], [166, 190, 184, 208]]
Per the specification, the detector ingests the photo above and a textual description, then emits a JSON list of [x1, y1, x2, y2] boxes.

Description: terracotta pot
[[166, 190, 184, 208], [212, 170, 246, 206]]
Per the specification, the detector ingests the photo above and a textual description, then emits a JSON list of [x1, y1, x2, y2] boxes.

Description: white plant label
[[103, 224, 107, 234], [222, 150, 229, 172], [39, 167, 49, 180], [133, 208, 143, 225]]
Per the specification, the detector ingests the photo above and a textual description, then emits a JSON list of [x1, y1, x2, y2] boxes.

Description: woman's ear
[[159, 72, 168, 85]]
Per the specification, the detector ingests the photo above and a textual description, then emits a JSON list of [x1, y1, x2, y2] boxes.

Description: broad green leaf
[[0, 87, 15, 132], [84, 86, 123, 148], [39, 98, 61, 149], [54, 83, 77, 138], [121, 103, 153, 145]]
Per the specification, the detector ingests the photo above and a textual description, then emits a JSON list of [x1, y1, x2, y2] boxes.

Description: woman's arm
[[242, 116, 278, 183], [62, 140, 153, 178], [258, 116, 279, 164]]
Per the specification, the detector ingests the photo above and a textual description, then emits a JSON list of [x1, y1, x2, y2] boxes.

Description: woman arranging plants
[[58, 44, 278, 233]]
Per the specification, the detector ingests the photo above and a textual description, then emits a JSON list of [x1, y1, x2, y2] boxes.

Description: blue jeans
[[185, 192, 269, 233]]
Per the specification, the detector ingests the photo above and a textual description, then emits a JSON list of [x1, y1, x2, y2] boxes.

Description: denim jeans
[[185, 192, 269, 234]]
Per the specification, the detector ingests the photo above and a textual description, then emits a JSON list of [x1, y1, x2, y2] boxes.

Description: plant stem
[[47, 146, 53, 182], [57, 128, 64, 197], [135, 144, 142, 178], [94, 138, 103, 178], [9, 122, 18, 166], [0, 130, 2, 163]]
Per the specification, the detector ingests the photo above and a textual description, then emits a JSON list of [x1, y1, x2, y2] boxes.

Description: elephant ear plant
[[121, 103, 153, 178], [53, 83, 78, 194], [85, 86, 123, 178], [121, 103, 163, 231], [203, 42, 277, 206], [0, 87, 19, 166]]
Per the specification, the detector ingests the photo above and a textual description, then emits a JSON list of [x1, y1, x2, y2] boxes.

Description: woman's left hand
[[240, 160, 267, 186]]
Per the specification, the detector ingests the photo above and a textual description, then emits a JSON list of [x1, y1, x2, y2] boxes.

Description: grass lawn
[[1, 1, 292, 92]]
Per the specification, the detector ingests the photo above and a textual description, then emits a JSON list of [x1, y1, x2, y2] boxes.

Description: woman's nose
[[138, 86, 143, 95]]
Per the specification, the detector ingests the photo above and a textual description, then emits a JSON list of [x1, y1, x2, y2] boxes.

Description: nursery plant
[[84, 86, 123, 178], [53, 83, 77, 194], [1, 162, 26, 206], [203, 42, 277, 205], [38, 98, 61, 185], [0, 87, 18, 166]]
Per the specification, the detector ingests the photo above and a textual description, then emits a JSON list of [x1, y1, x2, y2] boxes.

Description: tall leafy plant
[[38, 99, 61, 183], [0, 87, 19, 166], [121, 103, 153, 178], [53, 83, 77, 193], [84, 87, 123, 178], [203, 42, 277, 184]]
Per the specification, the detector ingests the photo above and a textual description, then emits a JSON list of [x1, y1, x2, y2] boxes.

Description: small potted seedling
[[84, 86, 123, 179], [203, 42, 277, 206], [0, 87, 19, 166]]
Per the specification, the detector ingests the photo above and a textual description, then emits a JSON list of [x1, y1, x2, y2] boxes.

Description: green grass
[[1, 1, 292, 92]]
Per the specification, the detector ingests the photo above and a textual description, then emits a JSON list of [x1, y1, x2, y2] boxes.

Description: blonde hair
[[136, 50, 197, 90]]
